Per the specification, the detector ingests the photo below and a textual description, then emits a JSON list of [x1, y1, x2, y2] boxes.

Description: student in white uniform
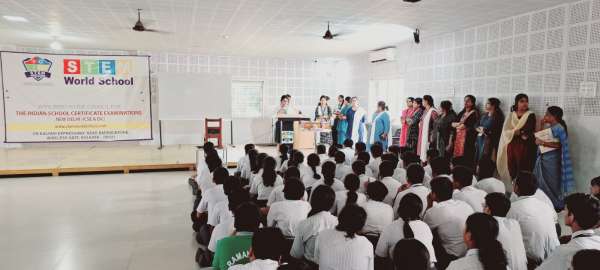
[[356, 152, 375, 178], [209, 176, 242, 228], [334, 151, 353, 180], [475, 157, 506, 194], [423, 177, 475, 268], [290, 152, 313, 189], [430, 156, 452, 180], [324, 144, 338, 165], [335, 174, 367, 214], [571, 249, 600, 270], [305, 153, 323, 188], [250, 157, 283, 207], [452, 165, 487, 212], [229, 228, 286, 270], [393, 163, 430, 218], [447, 213, 509, 270], [316, 144, 329, 164], [315, 204, 374, 270], [275, 144, 288, 172], [208, 188, 250, 253], [484, 193, 528, 270], [266, 167, 308, 207], [378, 161, 402, 205], [376, 193, 437, 265], [382, 153, 407, 184], [351, 160, 374, 193], [353, 142, 367, 163], [341, 139, 356, 165], [236, 144, 255, 178], [362, 181, 394, 235], [310, 161, 345, 196], [506, 171, 559, 268], [267, 178, 311, 238], [537, 193, 600, 270], [290, 185, 338, 263], [392, 239, 432, 270], [368, 144, 384, 177], [196, 167, 230, 245]]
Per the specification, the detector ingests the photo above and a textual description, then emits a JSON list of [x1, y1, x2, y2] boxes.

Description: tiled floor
[[0, 171, 200, 270]]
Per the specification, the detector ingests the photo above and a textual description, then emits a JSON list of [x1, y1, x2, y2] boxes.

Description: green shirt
[[212, 232, 253, 270]]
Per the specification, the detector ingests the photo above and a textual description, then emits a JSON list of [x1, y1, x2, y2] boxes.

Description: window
[[231, 81, 264, 118]]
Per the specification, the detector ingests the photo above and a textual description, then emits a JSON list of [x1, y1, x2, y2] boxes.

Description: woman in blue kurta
[[368, 101, 391, 150], [336, 97, 351, 145], [533, 106, 574, 210]]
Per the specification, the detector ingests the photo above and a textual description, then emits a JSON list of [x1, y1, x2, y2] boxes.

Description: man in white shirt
[[362, 181, 394, 235], [452, 166, 487, 212], [537, 193, 600, 270], [475, 157, 506, 194], [334, 151, 353, 180], [229, 228, 285, 270], [378, 161, 402, 205], [382, 153, 408, 184], [340, 139, 356, 165], [483, 192, 528, 270], [393, 163, 430, 218], [195, 167, 229, 245], [506, 171, 559, 268], [267, 178, 311, 238], [423, 177, 474, 268]]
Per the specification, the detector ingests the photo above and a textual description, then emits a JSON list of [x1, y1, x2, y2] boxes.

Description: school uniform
[[208, 200, 233, 227], [267, 199, 311, 237], [340, 147, 355, 165], [423, 199, 475, 257], [250, 174, 284, 201], [266, 185, 308, 207], [197, 184, 227, 215], [536, 230, 600, 270], [361, 200, 394, 235], [474, 177, 506, 194], [369, 157, 382, 177], [208, 217, 235, 252], [335, 163, 353, 180], [228, 259, 279, 270], [315, 229, 374, 270], [375, 219, 437, 265], [452, 186, 487, 212], [495, 216, 528, 270], [357, 174, 375, 193], [334, 191, 367, 214], [290, 211, 339, 262], [392, 183, 430, 218], [379, 176, 402, 206], [446, 249, 490, 270], [392, 168, 407, 184]]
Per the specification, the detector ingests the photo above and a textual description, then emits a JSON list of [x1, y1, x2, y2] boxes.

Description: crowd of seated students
[[188, 140, 600, 270]]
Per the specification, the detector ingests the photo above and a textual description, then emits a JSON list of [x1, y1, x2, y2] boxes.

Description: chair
[[205, 118, 223, 148]]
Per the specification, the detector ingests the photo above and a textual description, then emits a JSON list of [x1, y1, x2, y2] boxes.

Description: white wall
[[359, 0, 600, 192]]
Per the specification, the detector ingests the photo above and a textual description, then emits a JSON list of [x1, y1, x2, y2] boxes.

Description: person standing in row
[[331, 95, 345, 145], [336, 97, 351, 145], [452, 95, 479, 166], [406, 98, 425, 153], [432, 100, 458, 158], [314, 95, 332, 122], [368, 101, 391, 150], [399, 97, 415, 147], [534, 106, 575, 210], [475, 98, 505, 164], [418, 95, 438, 162], [346, 97, 367, 144], [497, 94, 537, 191]]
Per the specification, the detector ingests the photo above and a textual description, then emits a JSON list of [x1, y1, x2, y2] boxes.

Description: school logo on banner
[[22, 56, 53, 81]]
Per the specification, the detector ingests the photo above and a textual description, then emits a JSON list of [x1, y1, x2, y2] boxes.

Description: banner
[[0, 52, 152, 142]]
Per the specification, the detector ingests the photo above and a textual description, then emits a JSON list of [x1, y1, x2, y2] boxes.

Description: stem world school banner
[[0, 52, 152, 142]]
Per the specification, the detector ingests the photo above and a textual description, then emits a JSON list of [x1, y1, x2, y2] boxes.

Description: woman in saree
[[406, 98, 424, 153], [336, 96, 351, 145], [497, 93, 537, 191], [417, 95, 439, 162], [533, 106, 574, 210], [399, 97, 415, 147], [452, 95, 479, 166], [368, 101, 391, 150], [432, 100, 458, 158], [346, 97, 367, 143], [475, 98, 505, 164]]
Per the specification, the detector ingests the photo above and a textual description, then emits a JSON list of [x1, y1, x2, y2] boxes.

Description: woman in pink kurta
[[399, 97, 415, 147]]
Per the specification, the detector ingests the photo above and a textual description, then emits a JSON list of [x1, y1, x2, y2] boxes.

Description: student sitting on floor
[[452, 165, 487, 212], [423, 148, 440, 179], [537, 193, 600, 270], [315, 204, 374, 270], [356, 152, 375, 178], [249, 153, 267, 193], [304, 153, 322, 188], [229, 228, 286, 270], [266, 167, 308, 209], [276, 144, 289, 172], [424, 176, 474, 269], [430, 156, 452, 181], [209, 176, 243, 228], [237, 143, 255, 180], [506, 171, 559, 268], [340, 139, 355, 165], [250, 156, 283, 207], [378, 161, 402, 206], [382, 153, 406, 184], [475, 157, 506, 194], [291, 185, 338, 265], [392, 239, 432, 270], [334, 151, 352, 180], [334, 174, 367, 215], [192, 152, 222, 231], [368, 143, 383, 177], [571, 249, 600, 270], [351, 160, 374, 194], [324, 144, 338, 165], [310, 161, 345, 197], [361, 181, 394, 237], [212, 202, 261, 270], [316, 144, 328, 164], [196, 167, 230, 245], [446, 213, 508, 270], [352, 142, 367, 164], [267, 178, 311, 238], [483, 192, 527, 270], [289, 152, 314, 189], [208, 188, 251, 254], [393, 163, 430, 218]]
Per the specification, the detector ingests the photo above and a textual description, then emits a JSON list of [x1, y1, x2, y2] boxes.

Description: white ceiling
[[0, 0, 581, 57]]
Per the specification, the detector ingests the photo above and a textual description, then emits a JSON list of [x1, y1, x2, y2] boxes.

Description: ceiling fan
[[322, 22, 342, 40], [132, 9, 164, 33]]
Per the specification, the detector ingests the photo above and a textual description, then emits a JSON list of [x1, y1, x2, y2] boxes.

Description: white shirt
[[250, 174, 284, 200], [310, 178, 346, 194], [495, 216, 528, 270], [424, 164, 432, 179], [318, 154, 329, 163], [297, 163, 313, 183], [537, 230, 600, 270], [239, 155, 252, 179], [358, 174, 375, 193], [452, 186, 487, 212], [392, 184, 430, 218], [196, 170, 215, 193], [423, 199, 474, 257], [267, 199, 311, 237], [510, 189, 556, 221], [334, 191, 367, 214], [208, 217, 234, 252], [379, 177, 402, 206], [315, 229, 374, 270], [375, 219, 437, 264], [392, 168, 407, 184], [506, 196, 560, 262], [229, 259, 279, 270], [361, 200, 394, 235], [335, 164, 353, 180], [266, 185, 308, 207], [364, 166, 375, 178], [196, 184, 227, 214], [475, 177, 506, 194], [369, 157, 381, 177], [208, 200, 233, 226], [302, 166, 322, 188], [447, 249, 489, 270], [290, 211, 339, 262], [341, 147, 355, 165]]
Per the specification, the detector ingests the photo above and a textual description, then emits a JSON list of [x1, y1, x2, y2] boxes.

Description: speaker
[[413, 29, 420, 44]]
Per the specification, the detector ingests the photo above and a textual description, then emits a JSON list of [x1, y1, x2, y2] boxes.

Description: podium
[[275, 115, 310, 145]]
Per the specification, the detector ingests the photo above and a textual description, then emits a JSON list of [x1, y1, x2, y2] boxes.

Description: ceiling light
[[2, 15, 28, 22], [49, 41, 63, 50]]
